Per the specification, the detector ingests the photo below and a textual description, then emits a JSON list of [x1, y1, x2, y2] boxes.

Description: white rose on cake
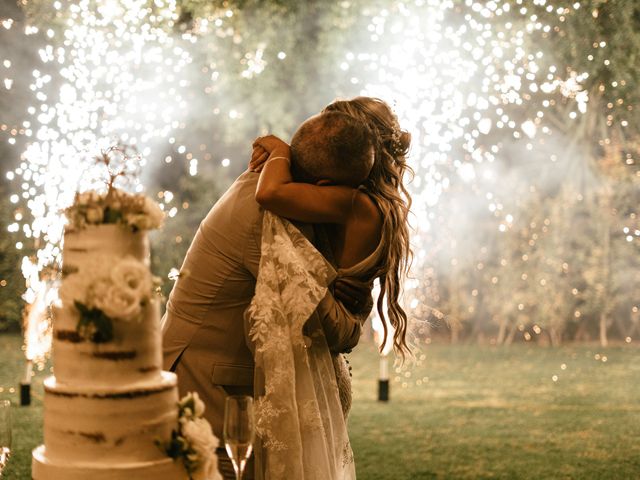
[[180, 417, 220, 480], [178, 391, 206, 419], [86, 277, 113, 307], [125, 196, 164, 230], [58, 274, 88, 307], [125, 213, 151, 231], [76, 191, 101, 206], [193, 391, 206, 417], [85, 205, 104, 224], [180, 417, 217, 451], [111, 257, 152, 299], [96, 285, 141, 321], [160, 392, 222, 480], [59, 254, 114, 308]]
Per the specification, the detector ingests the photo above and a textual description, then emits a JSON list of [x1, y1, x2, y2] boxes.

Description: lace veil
[[246, 211, 356, 480]]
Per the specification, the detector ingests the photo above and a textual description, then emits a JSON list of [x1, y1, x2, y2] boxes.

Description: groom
[[161, 111, 374, 479]]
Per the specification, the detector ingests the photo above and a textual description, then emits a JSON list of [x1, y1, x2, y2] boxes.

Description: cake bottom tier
[[42, 371, 179, 464], [32, 445, 188, 480]]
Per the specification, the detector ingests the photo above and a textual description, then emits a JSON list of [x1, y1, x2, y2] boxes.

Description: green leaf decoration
[[167, 433, 184, 459], [74, 301, 114, 343], [103, 207, 123, 224], [157, 412, 202, 477]]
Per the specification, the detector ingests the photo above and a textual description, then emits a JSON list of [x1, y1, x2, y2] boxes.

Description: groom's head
[[290, 111, 374, 187]]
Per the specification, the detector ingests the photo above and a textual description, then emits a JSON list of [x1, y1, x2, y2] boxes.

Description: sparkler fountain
[[336, 0, 629, 384], [4, 0, 193, 381]]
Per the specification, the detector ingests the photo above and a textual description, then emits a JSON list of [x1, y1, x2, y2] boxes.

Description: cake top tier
[[63, 224, 150, 265], [64, 146, 164, 232], [58, 188, 163, 344], [65, 188, 164, 233]]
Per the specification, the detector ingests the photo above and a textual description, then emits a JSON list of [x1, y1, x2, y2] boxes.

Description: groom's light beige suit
[[161, 170, 363, 478]]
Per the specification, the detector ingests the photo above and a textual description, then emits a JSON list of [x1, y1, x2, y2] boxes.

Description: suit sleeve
[[315, 290, 372, 354], [241, 202, 264, 356]]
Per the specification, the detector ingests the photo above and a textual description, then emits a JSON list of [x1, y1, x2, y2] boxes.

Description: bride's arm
[[256, 157, 357, 224], [252, 136, 357, 224]]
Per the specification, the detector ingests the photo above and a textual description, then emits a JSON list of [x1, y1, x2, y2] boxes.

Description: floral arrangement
[[157, 392, 220, 480], [64, 146, 164, 231], [65, 188, 164, 231], [58, 255, 157, 342]]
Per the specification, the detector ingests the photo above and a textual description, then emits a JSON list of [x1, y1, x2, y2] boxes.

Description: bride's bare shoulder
[[352, 190, 383, 230]]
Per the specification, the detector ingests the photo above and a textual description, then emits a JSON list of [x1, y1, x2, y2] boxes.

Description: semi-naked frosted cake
[[33, 185, 219, 480]]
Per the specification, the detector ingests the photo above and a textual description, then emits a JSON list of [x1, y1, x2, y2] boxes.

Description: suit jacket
[[161, 170, 363, 439]]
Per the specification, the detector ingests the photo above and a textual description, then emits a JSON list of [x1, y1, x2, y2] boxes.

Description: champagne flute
[[0, 400, 11, 477], [223, 395, 254, 480]]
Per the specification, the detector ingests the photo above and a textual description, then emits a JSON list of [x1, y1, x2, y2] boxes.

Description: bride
[[248, 96, 412, 478]]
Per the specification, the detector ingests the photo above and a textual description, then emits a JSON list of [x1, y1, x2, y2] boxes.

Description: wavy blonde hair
[[323, 96, 413, 357]]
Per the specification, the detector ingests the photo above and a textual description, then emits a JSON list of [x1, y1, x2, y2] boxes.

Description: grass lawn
[[1, 333, 639, 479]]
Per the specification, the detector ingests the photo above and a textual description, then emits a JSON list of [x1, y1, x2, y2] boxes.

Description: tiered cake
[[31, 222, 188, 480], [29, 174, 225, 479]]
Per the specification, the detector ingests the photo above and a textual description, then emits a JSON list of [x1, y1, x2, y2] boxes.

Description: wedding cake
[[32, 180, 220, 480]]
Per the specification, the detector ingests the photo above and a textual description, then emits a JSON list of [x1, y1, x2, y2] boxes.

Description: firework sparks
[[2, 0, 637, 368]]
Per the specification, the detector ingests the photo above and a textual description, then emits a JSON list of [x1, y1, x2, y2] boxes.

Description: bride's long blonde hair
[[323, 97, 413, 357]]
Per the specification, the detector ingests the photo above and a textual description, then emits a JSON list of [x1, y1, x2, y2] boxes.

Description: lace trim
[[247, 212, 356, 479]]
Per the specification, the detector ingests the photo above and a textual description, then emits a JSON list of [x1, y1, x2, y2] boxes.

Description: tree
[[0, 181, 30, 332]]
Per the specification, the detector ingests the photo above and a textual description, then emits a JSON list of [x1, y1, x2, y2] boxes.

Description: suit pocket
[[211, 363, 254, 386]]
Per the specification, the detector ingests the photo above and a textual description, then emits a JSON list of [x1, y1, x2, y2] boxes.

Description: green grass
[[348, 342, 640, 479], [1, 333, 639, 479], [0, 334, 46, 480]]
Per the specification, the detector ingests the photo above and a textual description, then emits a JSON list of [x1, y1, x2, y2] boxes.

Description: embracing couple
[[161, 97, 412, 480]]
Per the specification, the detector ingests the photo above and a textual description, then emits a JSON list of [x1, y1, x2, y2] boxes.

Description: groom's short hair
[[290, 111, 374, 187]]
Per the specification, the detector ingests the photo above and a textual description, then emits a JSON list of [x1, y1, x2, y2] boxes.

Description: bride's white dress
[[246, 211, 357, 480]]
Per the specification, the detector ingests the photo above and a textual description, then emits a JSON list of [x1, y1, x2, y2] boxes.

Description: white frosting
[[33, 223, 209, 480], [32, 445, 188, 480], [53, 224, 162, 386], [52, 299, 163, 387], [63, 224, 150, 266], [42, 373, 178, 464]]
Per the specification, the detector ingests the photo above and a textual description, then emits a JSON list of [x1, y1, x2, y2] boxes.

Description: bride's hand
[[253, 135, 290, 158], [334, 278, 373, 315], [250, 145, 269, 172]]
